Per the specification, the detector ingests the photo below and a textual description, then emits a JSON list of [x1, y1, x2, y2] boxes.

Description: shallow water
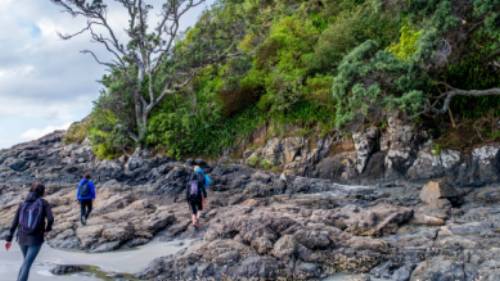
[[0, 239, 192, 281]]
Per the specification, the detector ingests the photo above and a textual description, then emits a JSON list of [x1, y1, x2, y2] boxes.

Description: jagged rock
[[353, 127, 380, 174], [474, 187, 500, 203], [407, 146, 461, 180], [125, 148, 146, 173], [472, 145, 500, 184], [4, 158, 28, 172], [314, 152, 358, 182], [383, 114, 425, 178], [260, 137, 283, 166], [271, 235, 298, 260], [282, 137, 305, 163], [94, 160, 123, 181], [335, 203, 414, 237], [0, 129, 500, 280]]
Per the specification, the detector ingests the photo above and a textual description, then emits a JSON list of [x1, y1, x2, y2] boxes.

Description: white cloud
[[0, 0, 215, 149], [21, 122, 72, 141]]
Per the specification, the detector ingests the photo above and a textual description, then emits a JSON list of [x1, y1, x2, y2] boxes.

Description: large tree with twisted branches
[[50, 0, 206, 143]]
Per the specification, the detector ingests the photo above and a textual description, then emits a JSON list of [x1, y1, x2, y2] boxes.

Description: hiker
[[77, 173, 96, 225], [4, 182, 54, 281], [186, 166, 208, 227]]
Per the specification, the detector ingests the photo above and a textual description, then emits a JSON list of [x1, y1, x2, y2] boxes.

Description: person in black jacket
[[4, 182, 54, 281], [186, 166, 207, 227]]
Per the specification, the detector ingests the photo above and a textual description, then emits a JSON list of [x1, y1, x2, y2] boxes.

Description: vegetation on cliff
[[62, 0, 499, 159]]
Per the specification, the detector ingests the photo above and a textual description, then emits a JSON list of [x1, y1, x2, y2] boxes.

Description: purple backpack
[[189, 180, 199, 197], [19, 199, 44, 234]]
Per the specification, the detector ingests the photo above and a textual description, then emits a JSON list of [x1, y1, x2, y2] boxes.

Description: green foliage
[[64, 117, 92, 144], [147, 104, 264, 159], [86, 0, 499, 159], [89, 109, 132, 159], [387, 23, 423, 61], [332, 40, 426, 127], [312, 3, 401, 71]]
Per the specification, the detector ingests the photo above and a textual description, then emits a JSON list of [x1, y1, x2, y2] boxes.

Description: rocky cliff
[[243, 115, 500, 187], [0, 130, 499, 280]]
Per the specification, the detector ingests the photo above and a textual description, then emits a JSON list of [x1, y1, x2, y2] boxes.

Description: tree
[[50, 0, 206, 144]]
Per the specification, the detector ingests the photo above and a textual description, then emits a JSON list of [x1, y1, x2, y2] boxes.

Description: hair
[[84, 172, 91, 179], [30, 182, 45, 197]]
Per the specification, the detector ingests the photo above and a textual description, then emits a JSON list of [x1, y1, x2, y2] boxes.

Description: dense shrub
[[85, 0, 498, 159]]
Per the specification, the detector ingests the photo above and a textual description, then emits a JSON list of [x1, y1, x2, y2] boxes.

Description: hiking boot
[[80, 216, 87, 226]]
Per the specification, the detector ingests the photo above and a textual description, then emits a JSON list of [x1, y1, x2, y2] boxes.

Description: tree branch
[[80, 49, 116, 69], [433, 82, 500, 114]]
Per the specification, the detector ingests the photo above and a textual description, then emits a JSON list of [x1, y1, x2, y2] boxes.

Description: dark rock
[[314, 153, 357, 182], [50, 264, 86, 275], [361, 151, 386, 180]]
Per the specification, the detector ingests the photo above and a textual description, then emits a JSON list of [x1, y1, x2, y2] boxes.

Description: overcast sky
[[0, 0, 215, 149]]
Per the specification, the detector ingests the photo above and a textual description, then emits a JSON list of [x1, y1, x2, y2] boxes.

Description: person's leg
[[19, 244, 28, 258], [80, 201, 86, 225], [85, 200, 93, 219], [17, 244, 42, 281], [196, 199, 203, 221], [188, 200, 198, 226]]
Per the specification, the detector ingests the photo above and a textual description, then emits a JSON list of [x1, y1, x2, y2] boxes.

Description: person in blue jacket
[[77, 173, 96, 225]]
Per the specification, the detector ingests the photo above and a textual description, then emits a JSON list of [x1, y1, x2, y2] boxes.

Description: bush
[[331, 40, 426, 127], [311, 4, 401, 71], [387, 23, 423, 61], [88, 109, 132, 159], [64, 116, 92, 144]]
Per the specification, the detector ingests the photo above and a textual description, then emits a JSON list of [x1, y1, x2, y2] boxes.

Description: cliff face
[[0, 130, 499, 280], [242, 115, 500, 186]]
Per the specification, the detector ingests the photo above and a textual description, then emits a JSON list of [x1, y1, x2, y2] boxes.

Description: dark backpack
[[19, 199, 44, 234], [79, 181, 91, 198]]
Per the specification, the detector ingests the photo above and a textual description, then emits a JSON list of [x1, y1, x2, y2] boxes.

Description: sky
[[0, 0, 215, 149]]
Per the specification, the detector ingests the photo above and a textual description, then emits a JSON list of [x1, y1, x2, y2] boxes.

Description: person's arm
[[76, 181, 81, 200], [90, 181, 96, 200], [6, 205, 21, 242], [199, 174, 207, 198], [201, 184, 207, 198], [44, 200, 54, 232]]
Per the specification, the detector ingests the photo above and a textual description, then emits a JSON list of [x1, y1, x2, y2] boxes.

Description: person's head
[[194, 166, 203, 174], [84, 173, 91, 180], [30, 182, 45, 198]]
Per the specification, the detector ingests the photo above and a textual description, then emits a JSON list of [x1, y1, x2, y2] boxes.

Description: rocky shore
[[0, 130, 499, 280]]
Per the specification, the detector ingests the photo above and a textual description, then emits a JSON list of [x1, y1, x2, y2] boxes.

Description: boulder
[[420, 180, 463, 208]]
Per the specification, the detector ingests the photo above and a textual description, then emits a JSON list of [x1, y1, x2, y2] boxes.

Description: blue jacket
[[77, 179, 96, 201]]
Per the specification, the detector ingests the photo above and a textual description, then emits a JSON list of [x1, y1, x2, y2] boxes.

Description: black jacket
[[186, 173, 207, 201], [6, 192, 54, 246]]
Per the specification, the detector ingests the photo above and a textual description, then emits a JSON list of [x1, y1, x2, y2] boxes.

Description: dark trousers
[[80, 199, 93, 219], [17, 244, 42, 281], [188, 197, 203, 215]]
